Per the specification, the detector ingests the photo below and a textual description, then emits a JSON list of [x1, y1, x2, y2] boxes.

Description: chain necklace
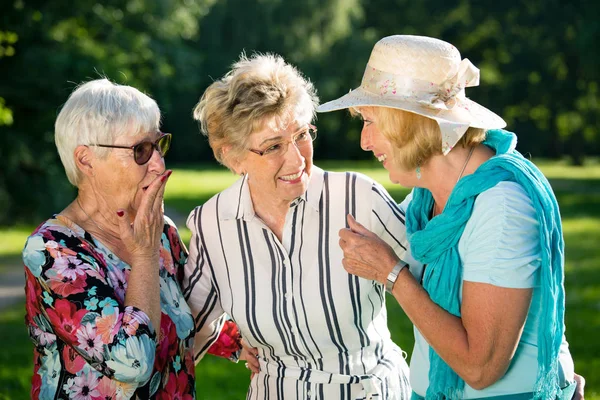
[[433, 146, 476, 217], [456, 146, 475, 184], [76, 197, 106, 234]]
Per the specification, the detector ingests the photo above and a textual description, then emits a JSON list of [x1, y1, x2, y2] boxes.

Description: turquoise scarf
[[406, 129, 565, 399]]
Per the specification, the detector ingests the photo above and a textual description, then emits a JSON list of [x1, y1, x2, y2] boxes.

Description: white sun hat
[[317, 35, 506, 154]]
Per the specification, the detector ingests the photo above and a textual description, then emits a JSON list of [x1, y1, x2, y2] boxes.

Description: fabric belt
[[257, 346, 408, 400]]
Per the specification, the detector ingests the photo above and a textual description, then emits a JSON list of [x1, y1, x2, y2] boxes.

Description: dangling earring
[[416, 165, 422, 180]]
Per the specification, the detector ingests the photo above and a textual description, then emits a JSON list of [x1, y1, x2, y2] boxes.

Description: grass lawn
[[1, 160, 599, 399]]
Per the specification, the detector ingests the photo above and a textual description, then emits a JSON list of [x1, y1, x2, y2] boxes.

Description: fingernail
[[161, 170, 172, 182], [116, 210, 124, 217]]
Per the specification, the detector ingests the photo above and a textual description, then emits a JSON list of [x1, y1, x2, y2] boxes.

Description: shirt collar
[[218, 166, 325, 221]]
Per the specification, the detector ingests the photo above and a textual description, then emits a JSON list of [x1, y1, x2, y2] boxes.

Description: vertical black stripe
[[263, 230, 296, 357], [345, 173, 369, 376], [196, 204, 221, 299], [296, 200, 324, 369], [318, 172, 350, 394], [216, 196, 236, 312]]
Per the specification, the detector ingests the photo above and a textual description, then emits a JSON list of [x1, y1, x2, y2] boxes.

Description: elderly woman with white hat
[[319, 35, 579, 399]]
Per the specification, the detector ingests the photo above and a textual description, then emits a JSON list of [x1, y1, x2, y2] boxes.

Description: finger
[[152, 170, 172, 212], [140, 170, 171, 214], [246, 356, 260, 373], [347, 214, 375, 237], [338, 227, 355, 241]]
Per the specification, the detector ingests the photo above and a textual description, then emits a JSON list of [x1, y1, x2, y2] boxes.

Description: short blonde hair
[[55, 79, 160, 186], [193, 53, 319, 170], [354, 107, 485, 170]]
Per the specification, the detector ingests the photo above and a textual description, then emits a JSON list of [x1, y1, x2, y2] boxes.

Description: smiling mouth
[[376, 153, 387, 163], [279, 170, 304, 182]]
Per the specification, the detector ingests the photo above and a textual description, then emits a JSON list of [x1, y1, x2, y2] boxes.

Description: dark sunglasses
[[92, 133, 172, 165]]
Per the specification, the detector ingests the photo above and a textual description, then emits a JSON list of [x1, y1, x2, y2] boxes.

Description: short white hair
[[55, 78, 161, 186]]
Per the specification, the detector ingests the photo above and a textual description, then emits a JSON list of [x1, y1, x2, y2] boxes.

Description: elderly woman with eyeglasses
[[182, 54, 420, 399], [22, 79, 243, 399]]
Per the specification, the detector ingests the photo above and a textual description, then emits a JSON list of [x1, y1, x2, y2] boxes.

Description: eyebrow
[[258, 125, 306, 147]]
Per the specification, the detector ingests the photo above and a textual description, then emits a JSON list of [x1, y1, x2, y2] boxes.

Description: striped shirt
[[183, 166, 418, 400]]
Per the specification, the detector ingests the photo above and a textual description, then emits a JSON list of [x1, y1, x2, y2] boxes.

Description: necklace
[[456, 146, 475, 184], [76, 197, 106, 233], [433, 146, 476, 217]]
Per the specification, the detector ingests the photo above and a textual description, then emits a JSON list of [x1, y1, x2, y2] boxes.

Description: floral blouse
[[23, 215, 240, 399]]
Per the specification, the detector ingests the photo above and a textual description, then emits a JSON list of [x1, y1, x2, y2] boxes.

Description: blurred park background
[[1, 0, 599, 398]]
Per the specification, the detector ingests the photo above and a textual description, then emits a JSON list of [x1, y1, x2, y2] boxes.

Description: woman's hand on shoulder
[[573, 373, 585, 400], [338, 214, 398, 284], [117, 170, 172, 262]]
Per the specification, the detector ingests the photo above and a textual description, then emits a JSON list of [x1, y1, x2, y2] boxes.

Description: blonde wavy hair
[[193, 53, 319, 171], [353, 107, 485, 170]]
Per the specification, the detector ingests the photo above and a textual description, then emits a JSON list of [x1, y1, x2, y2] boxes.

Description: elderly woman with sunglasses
[[182, 54, 421, 399], [319, 35, 582, 399], [22, 79, 243, 399]]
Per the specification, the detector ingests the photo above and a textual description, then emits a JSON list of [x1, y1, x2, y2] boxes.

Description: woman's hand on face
[[239, 339, 260, 378], [116, 170, 172, 262], [338, 215, 399, 284]]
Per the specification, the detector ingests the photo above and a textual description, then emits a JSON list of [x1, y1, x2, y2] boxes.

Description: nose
[[360, 127, 371, 151], [147, 147, 166, 174], [283, 140, 306, 168]]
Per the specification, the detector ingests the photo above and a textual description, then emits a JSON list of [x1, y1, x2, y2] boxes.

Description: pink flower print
[[106, 266, 128, 302], [48, 275, 87, 297], [64, 373, 101, 400], [95, 306, 122, 344], [97, 377, 118, 399], [32, 326, 56, 346], [46, 240, 78, 258], [54, 255, 85, 280], [158, 372, 193, 400], [380, 80, 390, 95], [76, 323, 104, 360], [122, 312, 141, 336], [62, 345, 86, 374], [46, 299, 87, 343], [160, 246, 175, 275]]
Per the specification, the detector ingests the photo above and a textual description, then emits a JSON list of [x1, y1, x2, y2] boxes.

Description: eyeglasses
[[249, 125, 317, 158], [91, 132, 172, 165]]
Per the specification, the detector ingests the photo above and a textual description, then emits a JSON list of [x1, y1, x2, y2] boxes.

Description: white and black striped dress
[[183, 166, 417, 400]]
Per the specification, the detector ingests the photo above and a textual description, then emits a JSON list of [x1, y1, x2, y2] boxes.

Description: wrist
[[385, 260, 408, 293]]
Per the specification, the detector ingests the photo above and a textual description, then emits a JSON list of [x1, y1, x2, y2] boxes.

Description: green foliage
[[0, 0, 598, 221]]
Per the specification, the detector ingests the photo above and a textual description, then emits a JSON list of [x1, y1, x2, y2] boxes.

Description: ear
[[73, 145, 95, 178]]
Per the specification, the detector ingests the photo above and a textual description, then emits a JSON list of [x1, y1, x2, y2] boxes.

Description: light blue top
[[409, 181, 574, 398]]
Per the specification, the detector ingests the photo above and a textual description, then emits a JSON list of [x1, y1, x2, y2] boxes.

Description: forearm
[[390, 269, 507, 388], [125, 256, 161, 331]]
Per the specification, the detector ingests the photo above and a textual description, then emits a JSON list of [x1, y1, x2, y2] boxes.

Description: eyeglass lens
[[134, 134, 171, 165]]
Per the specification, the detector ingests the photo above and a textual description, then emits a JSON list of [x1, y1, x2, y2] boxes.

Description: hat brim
[[316, 87, 506, 130]]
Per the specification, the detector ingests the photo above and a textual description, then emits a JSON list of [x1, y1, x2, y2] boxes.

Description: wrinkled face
[[237, 117, 314, 205], [359, 107, 412, 186], [92, 130, 166, 215]]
